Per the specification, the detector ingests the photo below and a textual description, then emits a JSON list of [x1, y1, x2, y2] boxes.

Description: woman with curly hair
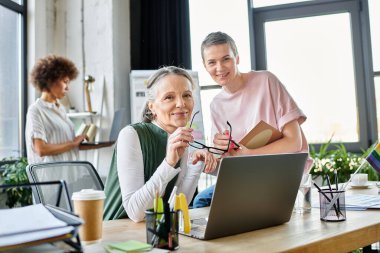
[[25, 55, 87, 164]]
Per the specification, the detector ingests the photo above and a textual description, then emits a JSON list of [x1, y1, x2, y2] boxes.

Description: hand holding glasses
[[188, 111, 240, 155]]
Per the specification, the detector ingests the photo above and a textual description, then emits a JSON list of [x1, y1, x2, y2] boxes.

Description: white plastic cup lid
[[71, 189, 106, 201]]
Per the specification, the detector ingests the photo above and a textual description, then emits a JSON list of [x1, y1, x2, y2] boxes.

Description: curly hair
[[30, 55, 79, 91]]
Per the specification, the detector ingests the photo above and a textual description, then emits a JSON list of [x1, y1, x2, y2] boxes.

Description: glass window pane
[[265, 13, 357, 143], [375, 77, 380, 138], [252, 0, 312, 8], [10, 0, 23, 4], [200, 88, 221, 145], [369, 0, 380, 71], [189, 0, 250, 188], [189, 0, 251, 87], [0, 5, 21, 157]]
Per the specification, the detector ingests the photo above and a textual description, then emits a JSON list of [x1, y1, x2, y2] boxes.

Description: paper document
[[345, 194, 380, 209], [311, 194, 380, 210], [0, 204, 74, 248]]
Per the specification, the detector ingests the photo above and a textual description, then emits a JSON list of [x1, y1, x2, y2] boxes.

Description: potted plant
[[309, 141, 379, 186], [0, 157, 32, 208]]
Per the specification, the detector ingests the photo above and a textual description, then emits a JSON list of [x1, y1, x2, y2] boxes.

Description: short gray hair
[[141, 66, 194, 123], [200, 32, 239, 62]]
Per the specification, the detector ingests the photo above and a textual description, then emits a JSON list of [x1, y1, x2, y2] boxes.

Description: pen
[[334, 170, 341, 214], [325, 176, 340, 217], [312, 181, 332, 201]]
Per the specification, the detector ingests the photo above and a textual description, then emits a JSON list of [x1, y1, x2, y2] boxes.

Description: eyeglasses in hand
[[188, 111, 240, 155]]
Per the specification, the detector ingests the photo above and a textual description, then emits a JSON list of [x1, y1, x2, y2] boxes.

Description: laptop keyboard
[[190, 224, 206, 238], [191, 218, 208, 226]]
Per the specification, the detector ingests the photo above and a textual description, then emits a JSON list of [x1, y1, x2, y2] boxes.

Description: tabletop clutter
[[145, 186, 190, 250]]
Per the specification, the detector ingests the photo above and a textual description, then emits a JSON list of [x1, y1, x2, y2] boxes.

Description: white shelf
[[67, 112, 99, 119]]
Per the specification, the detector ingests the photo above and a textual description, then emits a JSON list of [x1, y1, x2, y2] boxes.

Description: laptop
[[80, 108, 127, 148], [181, 152, 308, 240]]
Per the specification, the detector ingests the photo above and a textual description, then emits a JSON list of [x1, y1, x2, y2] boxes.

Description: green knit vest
[[103, 123, 178, 220]]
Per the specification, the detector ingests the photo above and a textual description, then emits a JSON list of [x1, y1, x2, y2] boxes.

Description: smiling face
[[47, 77, 70, 101], [148, 74, 194, 133], [202, 43, 240, 87]]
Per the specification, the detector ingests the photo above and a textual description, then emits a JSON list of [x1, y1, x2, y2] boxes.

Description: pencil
[[334, 170, 341, 214], [325, 175, 340, 218]]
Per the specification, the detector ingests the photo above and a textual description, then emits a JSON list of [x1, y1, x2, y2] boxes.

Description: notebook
[[181, 152, 308, 240]]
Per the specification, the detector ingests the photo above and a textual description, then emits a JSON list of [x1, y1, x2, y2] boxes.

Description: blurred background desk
[[85, 185, 380, 253]]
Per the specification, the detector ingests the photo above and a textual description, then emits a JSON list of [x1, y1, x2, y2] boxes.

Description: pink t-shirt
[[210, 71, 311, 170]]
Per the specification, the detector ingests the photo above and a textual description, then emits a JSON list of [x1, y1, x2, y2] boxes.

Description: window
[[254, 0, 373, 151], [368, 0, 379, 70], [0, 1, 26, 158], [265, 13, 357, 143], [252, 0, 312, 8], [189, 0, 251, 143], [370, 0, 380, 139], [189, 0, 251, 190]]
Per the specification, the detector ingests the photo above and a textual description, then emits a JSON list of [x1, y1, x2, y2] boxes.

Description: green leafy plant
[[309, 141, 379, 185], [0, 157, 32, 208]]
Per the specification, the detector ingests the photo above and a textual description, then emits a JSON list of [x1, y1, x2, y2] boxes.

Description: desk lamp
[[84, 75, 95, 112]]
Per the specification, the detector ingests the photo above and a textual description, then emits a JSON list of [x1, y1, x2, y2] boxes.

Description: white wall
[[27, 0, 131, 177]]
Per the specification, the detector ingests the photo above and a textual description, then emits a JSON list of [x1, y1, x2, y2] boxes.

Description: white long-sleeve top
[[117, 125, 203, 222]]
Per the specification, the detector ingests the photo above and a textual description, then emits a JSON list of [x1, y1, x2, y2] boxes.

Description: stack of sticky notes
[[105, 240, 152, 253]]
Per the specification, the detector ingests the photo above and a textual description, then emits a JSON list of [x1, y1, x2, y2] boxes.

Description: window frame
[[0, 0, 27, 157], [252, 0, 375, 152]]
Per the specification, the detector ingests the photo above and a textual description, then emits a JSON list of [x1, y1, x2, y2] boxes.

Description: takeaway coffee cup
[[72, 189, 106, 244]]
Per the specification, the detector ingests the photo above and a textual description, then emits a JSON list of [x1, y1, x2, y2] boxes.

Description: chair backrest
[[26, 161, 104, 211]]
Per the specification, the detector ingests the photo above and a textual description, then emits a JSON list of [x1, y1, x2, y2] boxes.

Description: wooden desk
[[86, 186, 380, 253]]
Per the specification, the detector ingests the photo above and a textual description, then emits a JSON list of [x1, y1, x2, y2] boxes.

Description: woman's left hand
[[191, 150, 218, 173]]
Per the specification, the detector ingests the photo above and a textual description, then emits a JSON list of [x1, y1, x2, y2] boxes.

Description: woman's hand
[[33, 134, 87, 157], [213, 130, 231, 151], [191, 150, 218, 173], [73, 135, 87, 147], [166, 127, 194, 167]]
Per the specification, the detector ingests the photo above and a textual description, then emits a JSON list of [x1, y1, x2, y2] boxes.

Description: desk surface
[[86, 185, 380, 253]]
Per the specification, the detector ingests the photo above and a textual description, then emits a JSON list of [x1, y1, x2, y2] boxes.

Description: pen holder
[[319, 189, 346, 222], [145, 209, 179, 250]]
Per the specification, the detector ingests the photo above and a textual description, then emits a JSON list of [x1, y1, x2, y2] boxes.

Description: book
[[76, 123, 97, 142], [239, 121, 283, 149]]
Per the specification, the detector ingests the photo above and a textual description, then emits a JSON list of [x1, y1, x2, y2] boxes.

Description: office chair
[[26, 161, 104, 212]]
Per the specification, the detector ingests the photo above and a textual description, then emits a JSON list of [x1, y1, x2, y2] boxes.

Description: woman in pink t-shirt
[[193, 31, 311, 208]]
